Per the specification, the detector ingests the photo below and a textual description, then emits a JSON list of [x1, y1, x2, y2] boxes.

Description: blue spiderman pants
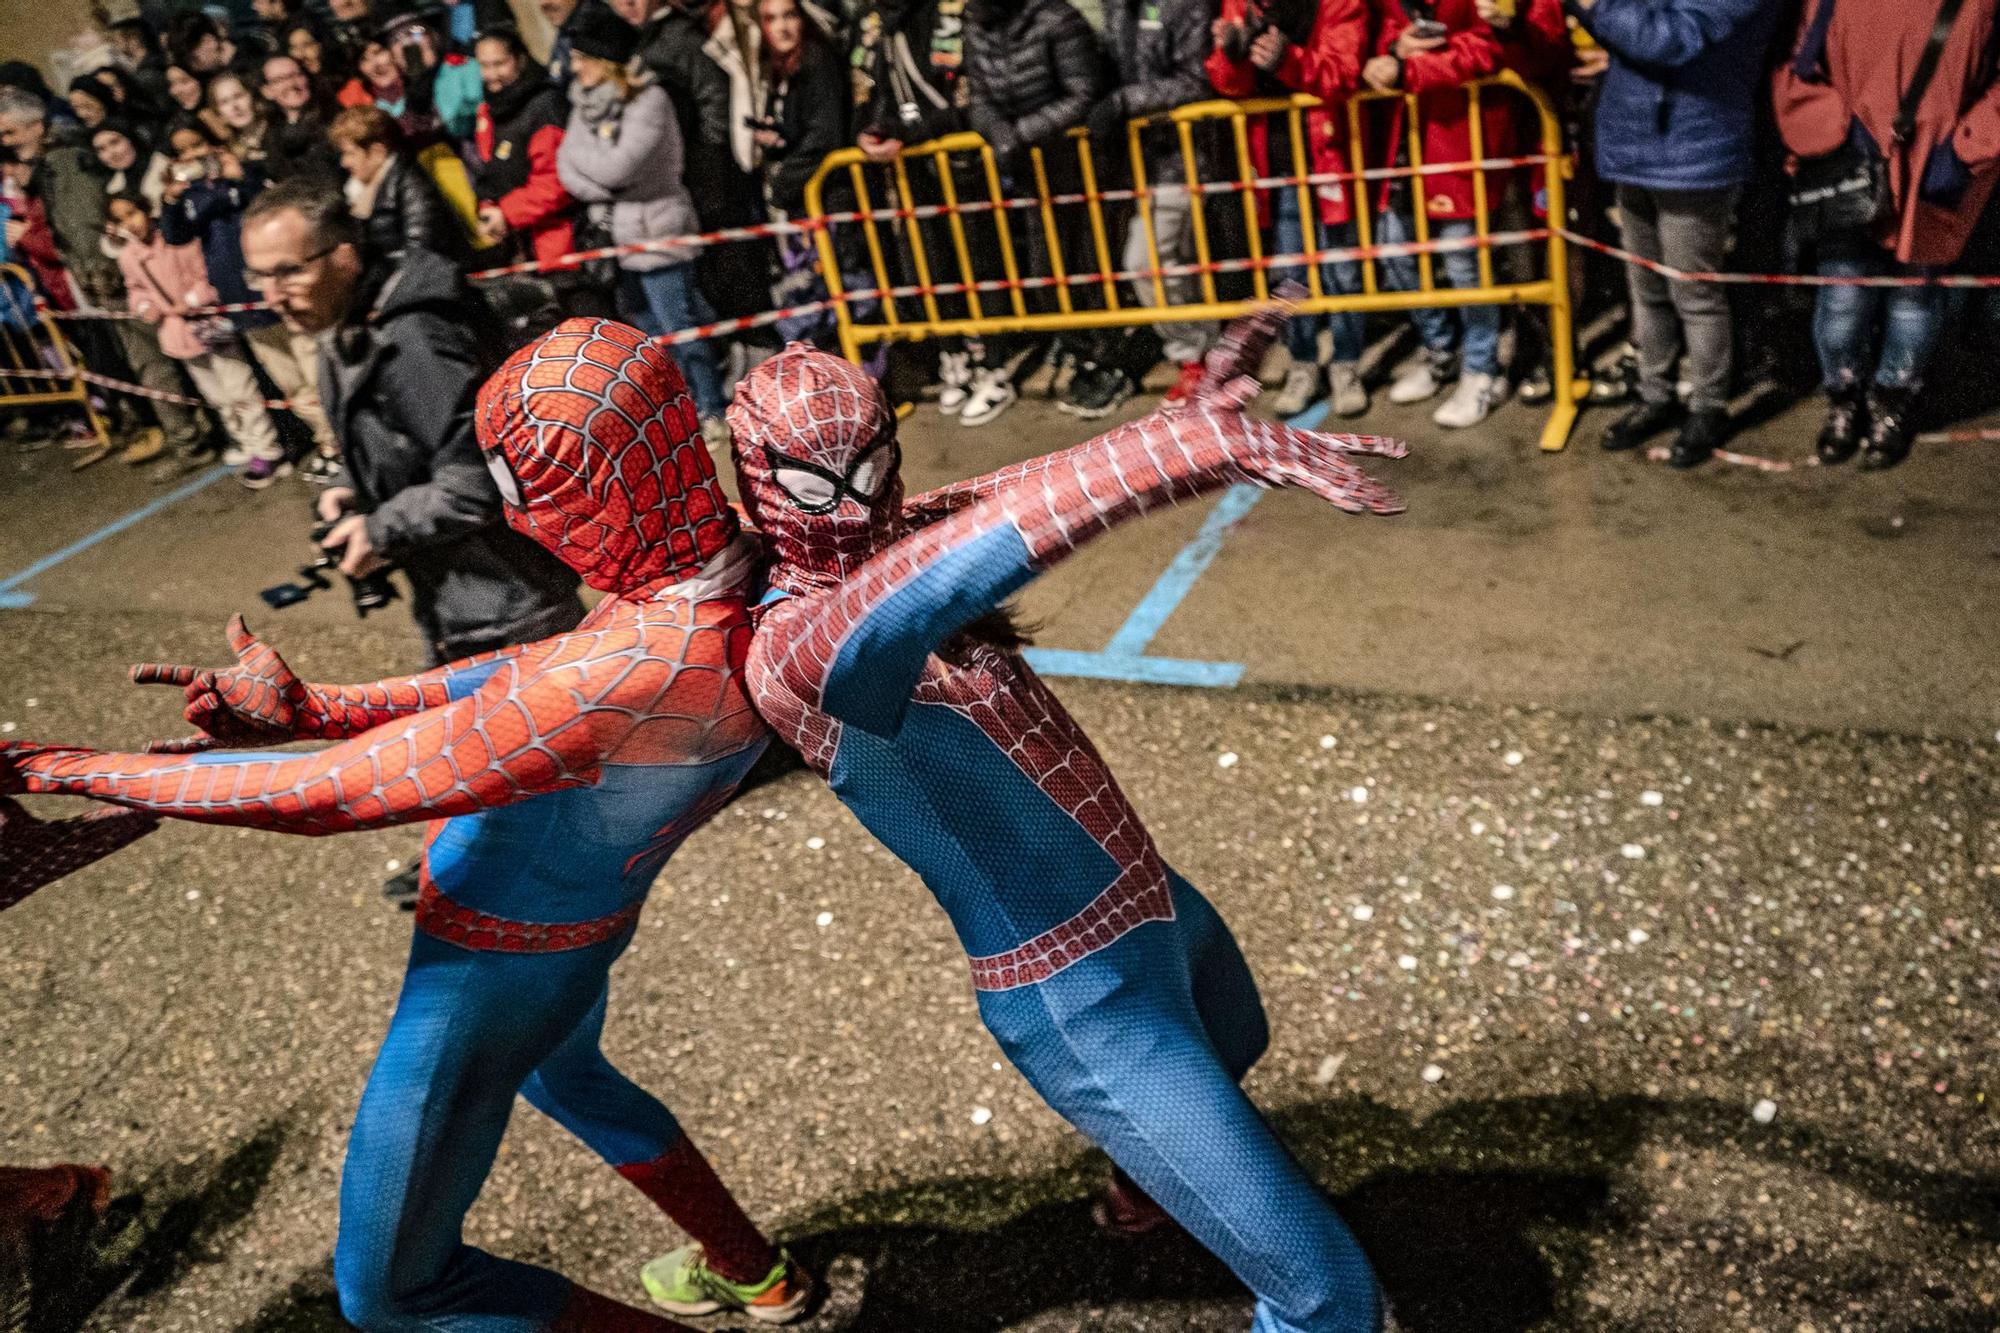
[[976, 872, 1382, 1333], [334, 928, 681, 1331]]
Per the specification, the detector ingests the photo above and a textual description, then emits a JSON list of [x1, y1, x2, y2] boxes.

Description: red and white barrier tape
[[853, 230, 1547, 305], [41, 298, 274, 322], [24, 225, 1548, 411], [1557, 229, 2000, 289], [1643, 442, 1815, 474], [5, 364, 292, 411], [35, 158, 1557, 316]]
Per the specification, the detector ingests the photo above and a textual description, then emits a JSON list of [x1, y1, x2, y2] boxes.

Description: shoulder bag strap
[[1895, 0, 1971, 145], [1792, 0, 1839, 83]]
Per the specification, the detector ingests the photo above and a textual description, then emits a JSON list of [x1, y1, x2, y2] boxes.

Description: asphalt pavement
[[0, 362, 1995, 1332]]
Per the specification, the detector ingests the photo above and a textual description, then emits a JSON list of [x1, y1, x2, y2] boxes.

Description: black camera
[[259, 518, 398, 616], [1220, 3, 1272, 62], [311, 517, 398, 615]]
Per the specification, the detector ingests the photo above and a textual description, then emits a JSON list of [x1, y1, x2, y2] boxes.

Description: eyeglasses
[[243, 245, 337, 287], [264, 73, 308, 88]]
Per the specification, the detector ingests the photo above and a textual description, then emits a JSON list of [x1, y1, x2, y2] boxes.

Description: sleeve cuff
[[363, 511, 400, 558]]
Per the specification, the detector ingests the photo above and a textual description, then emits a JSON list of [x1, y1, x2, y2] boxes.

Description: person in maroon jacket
[[1362, 0, 1512, 430], [1773, 0, 2000, 469], [1207, 0, 1375, 418]]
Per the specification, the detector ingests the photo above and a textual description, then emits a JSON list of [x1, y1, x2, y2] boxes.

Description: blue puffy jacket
[[1569, 0, 1783, 192]]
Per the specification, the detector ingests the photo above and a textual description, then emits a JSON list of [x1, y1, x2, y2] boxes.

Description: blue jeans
[[1272, 188, 1365, 366], [1375, 210, 1501, 375], [1813, 235, 1946, 390], [630, 263, 725, 418]]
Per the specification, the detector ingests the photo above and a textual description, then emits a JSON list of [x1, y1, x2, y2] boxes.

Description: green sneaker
[[640, 1244, 813, 1324]]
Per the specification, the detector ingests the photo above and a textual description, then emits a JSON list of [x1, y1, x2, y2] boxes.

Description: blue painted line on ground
[[1102, 482, 1266, 656], [1021, 649, 1245, 689], [1029, 399, 1333, 687], [0, 465, 232, 609]]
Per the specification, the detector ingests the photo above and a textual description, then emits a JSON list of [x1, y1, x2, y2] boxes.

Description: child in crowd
[[107, 191, 286, 489]]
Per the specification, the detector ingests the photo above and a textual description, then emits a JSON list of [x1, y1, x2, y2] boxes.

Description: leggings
[[334, 929, 683, 1331], [975, 871, 1382, 1333]]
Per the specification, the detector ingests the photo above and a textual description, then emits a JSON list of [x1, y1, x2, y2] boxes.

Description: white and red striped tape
[[1557, 229, 2000, 289]]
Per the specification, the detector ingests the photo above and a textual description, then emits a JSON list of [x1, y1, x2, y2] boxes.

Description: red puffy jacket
[[1206, 0, 1373, 226], [471, 78, 577, 272], [1372, 0, 1510, 222]]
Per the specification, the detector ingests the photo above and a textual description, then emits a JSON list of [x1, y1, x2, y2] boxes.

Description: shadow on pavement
[[778, 1092, 1999, 1332], [11, 1119, 288, 1333], [214, 1092, 1999, 1332]]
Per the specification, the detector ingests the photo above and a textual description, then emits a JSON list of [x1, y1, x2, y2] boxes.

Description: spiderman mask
[[475, 319, 739, 596], [727, 345, 904, 595]]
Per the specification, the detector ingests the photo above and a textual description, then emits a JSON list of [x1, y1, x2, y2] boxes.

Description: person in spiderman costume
[[727, 301, 1406, 1333], [0, 320, 815, 1331]]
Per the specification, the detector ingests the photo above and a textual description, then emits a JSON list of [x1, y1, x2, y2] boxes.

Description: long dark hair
[[758, 0, 826, 82], [281, 14, 351, 88], [961, 606, 1035, 651], [90, 67, 160, 122]]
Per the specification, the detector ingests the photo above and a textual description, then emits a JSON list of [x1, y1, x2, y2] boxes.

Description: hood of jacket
[[361, 244, 476, 326]]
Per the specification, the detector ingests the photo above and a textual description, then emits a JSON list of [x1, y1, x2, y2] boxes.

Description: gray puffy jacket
[[556, 82, 700, 273]]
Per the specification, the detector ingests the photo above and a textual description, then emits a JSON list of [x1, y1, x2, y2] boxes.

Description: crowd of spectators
[[0, 0, 1997, 484]]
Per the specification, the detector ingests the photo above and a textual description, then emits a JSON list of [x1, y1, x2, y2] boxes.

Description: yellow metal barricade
[[0, 265, 110, 449], [805, 71, 1578, 450]]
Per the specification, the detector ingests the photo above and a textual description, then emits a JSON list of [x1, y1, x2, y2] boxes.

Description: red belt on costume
[[967, 868, 1176, 992], [416, 882, 643, 953]]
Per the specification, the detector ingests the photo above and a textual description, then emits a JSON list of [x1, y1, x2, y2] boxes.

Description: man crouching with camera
[[241, 179, 585, 903]]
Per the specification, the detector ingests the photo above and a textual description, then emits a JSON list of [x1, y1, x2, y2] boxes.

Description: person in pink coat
[[108, 192, 285, 488], [1773, 0, 2000, 469]]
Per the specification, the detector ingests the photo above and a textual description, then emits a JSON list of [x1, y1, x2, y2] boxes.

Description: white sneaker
[[1328, 362, 1368, 417], [958, 368, 1017, 426], [937, 350, 972, 415], [220, 443, 251, 466], [1432, 371, 1507, 429], [1387, 350, 1455, 405], [700, 416, 731, 455], [1271, 361, 1321, 417]]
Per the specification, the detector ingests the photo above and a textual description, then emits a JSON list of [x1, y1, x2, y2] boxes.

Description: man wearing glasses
[[240, 180, 584, 902]]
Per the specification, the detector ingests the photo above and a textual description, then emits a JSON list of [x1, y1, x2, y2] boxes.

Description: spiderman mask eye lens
[[771, 466, 842, 513], [847, 439, 896, 501], [484, 451, 522, 506]]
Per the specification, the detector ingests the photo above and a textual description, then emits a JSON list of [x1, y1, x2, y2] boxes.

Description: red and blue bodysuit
[[1, 321, 792, 1332], [726, 307, 1405, 1333]]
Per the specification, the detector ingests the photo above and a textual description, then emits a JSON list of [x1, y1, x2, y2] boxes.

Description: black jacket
[[853, 0, 970, 144], [365, 155, 470, 267], [1099, 0, 1216, 178], [758, 46, 849, 216], [636, 4, 733, 156], [636, 2, 756, 229], [963, 0, 1099, 160], [320, 248, 582, 658]]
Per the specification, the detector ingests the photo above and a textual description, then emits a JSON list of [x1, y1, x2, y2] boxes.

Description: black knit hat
[[567, 7, 640, 65]]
